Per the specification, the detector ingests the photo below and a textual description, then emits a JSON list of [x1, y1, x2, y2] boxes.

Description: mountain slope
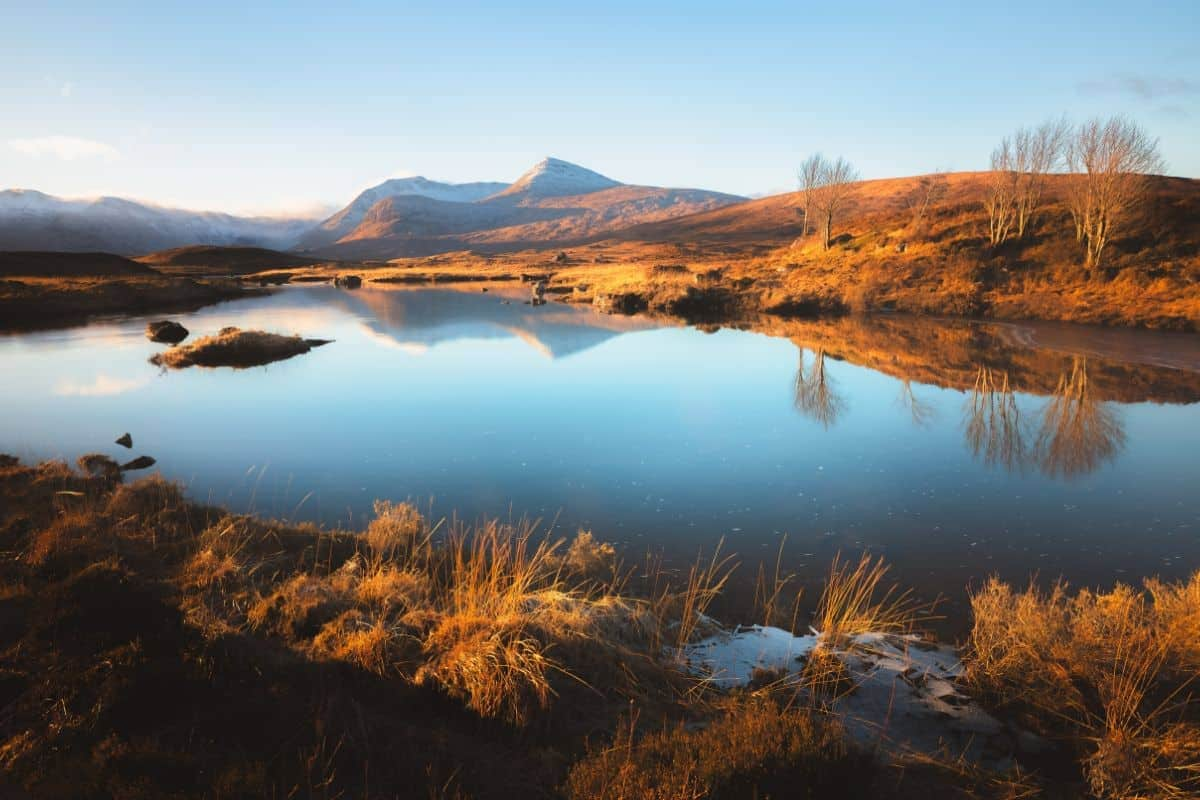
[[0, 190, 314, 255], [310, 158, 746, 259], [297, 177, 509, 250], [136, 245, 325, 274]]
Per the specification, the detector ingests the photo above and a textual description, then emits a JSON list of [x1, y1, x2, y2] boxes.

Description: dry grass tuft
[[148, 327, 331, 369], [564, 699, 868, 800], [813, 552, 928, 646], [964, 575, 1200, 799]]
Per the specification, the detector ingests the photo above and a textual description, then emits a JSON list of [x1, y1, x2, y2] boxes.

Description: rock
[[145, 320, 189, 344], [481, 287, 489, 293], [554, 251, 569, 263], [333, 274, 362, 289], [120, 456, 156, 471], [218, 326, 240, 336], [115, 433, 133, 448], [895, 242, 908, 253]]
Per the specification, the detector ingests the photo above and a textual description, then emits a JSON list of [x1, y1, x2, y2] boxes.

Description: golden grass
[[149, 327, 331, 369], [564, 699, 865, 800], [6, 454, 1200, 798], [964, 575, 1200, 799]]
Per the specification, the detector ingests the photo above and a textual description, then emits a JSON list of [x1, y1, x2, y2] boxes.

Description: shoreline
[[1, 455, 1196, 798]]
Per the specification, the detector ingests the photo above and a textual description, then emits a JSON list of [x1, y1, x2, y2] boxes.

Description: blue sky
[[2, 1, 1197, 215]]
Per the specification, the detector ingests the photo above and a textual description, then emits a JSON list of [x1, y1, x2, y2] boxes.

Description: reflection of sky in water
[[1, 284, 1198, 619]]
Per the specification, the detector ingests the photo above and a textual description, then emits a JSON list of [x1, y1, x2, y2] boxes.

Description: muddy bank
[[0, 276, 262, 331]]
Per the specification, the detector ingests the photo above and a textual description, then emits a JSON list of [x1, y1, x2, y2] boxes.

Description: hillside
[[296, 176, 509, 250], [0, 190, 314, 255], [136, 245, 325, 274], [593, 171, 1200, 330], [0, 251, 159, 277]]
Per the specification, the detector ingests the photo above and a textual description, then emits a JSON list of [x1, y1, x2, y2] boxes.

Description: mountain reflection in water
[[0, 283, 1197, 620]]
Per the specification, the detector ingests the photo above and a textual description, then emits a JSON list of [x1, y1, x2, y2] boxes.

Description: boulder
[[333, 275, 363, 289], [145, 320, 189, 344]]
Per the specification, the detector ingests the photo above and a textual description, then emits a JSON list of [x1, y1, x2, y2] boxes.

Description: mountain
[[489, 157, 621, 202], [297, 176, 508, 250], [0, 190, 314, 256], [308, 157, 746, 259]]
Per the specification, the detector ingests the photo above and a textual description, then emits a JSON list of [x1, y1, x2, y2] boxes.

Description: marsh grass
[[964, 575, 1200, 798], [4, 454, 1198, 798]]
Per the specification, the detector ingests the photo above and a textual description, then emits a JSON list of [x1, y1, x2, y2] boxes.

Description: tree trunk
[[822, 213, 832, 250]]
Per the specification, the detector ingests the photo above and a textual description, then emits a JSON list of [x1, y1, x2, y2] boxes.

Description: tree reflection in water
[[1035, 358, 1126, 479], [793, 347, 844, 429], [897, 379, 937, 428], [963, 367, 1027, 472]]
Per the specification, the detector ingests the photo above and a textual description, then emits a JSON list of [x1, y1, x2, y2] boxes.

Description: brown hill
[[0, 251, 159, 277], [618, 172, 1200, 255], [136, 245, 325, 274], [596, 172, 1200, 330]]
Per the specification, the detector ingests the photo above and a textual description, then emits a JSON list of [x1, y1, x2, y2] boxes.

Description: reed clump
[[964, 575, 1200, 799], [564, 699, 871, 800]]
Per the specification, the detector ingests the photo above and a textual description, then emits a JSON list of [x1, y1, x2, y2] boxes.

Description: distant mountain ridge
[[0, 189, 313, 256], [302, 157, 747, 259], [0, 158, 748, 258]]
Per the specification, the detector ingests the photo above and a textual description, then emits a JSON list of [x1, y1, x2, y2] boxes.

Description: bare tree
[[904, 171, 949, 239], [794, 348, 844, 429], [1036, 358, 1125, 478], [985, 118, 1069, 246], [1012, 118, 1070, 238], [806, 156, 859, 250], [984, 138, 1018, 246], [797, 154, 824, 238], [1066, 116, 1164, 268]]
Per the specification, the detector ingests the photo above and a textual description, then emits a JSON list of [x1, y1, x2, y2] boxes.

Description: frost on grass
[[681, 623, 1039, 769]]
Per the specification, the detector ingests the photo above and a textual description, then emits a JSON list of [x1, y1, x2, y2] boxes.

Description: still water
[[2, 283, 1198, 622]]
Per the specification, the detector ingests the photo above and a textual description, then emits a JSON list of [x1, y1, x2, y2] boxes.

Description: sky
[[2, 1, 1197, 217]]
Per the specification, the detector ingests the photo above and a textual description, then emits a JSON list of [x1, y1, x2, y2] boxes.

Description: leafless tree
[[794, 348, 844, 429], [984, 139, 1019, 246], [1035, 358, 1125, 478], [904, 171, 949, 239], [963, 367, 1027, 472], [897, 379, 937, 428], [984, 118, 1069, 246], [1066, 116, 1164, 268], [805, 156, 859, 250], [797, 154, 824, 238], [1012, 118, 1070, 238]]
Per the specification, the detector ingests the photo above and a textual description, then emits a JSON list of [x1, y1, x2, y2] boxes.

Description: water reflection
[[1035, 358, 1126, 479], [963, 367, 1027, 473], [793, 347, 845, 429], [0, 285, 1197, 605], [897, 379, 937, 429]]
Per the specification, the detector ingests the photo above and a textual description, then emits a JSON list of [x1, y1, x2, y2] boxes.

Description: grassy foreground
[[0, 456, 1197, 798]]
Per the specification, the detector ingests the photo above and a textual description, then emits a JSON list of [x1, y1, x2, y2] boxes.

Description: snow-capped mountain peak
[[491, 157, 622, 200]]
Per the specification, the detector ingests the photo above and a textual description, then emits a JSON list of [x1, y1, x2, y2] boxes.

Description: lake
[[3, 283, 1198, 627]]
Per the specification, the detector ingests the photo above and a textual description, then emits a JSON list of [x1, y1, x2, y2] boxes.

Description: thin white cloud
[[59, 82, 73, 98], [8, 135, 119, 161], [1077, 75, 1200, 100]]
